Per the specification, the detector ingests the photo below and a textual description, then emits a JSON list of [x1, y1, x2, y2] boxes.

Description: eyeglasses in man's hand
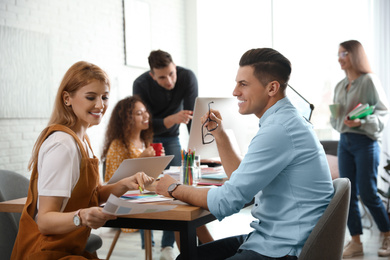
[[202, 101, 219, 145]]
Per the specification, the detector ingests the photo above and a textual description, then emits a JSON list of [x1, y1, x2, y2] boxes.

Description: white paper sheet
[[103, 194, 177, 216]]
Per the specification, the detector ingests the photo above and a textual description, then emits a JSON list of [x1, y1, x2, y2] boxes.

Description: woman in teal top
[[330, 40, 390, 258]]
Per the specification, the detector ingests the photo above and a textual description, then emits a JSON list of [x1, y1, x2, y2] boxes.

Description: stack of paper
[[347, 103, 375, 120], [103, 194, 176, 216], [197, 167, 227, 186], [163, 167, 181, 180]]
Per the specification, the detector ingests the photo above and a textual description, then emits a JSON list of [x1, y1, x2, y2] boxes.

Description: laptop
[[187, 97, 258, 159], [107, 155, 174, 184]]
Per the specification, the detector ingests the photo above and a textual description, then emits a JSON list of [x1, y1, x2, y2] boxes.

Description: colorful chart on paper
[[119, 190, 173, 203], [121, 193, 159, 200]]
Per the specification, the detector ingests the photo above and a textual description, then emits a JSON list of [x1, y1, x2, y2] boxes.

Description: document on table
[[163, 166, 181, 180], [103, 194, 177, 216]]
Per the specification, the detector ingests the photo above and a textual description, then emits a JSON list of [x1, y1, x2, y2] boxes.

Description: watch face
[[73, 215, 81, 226], [168, 183, 177, 192]]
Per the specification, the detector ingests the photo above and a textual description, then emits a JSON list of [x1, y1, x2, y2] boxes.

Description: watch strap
[[168, 183, 181, 199]]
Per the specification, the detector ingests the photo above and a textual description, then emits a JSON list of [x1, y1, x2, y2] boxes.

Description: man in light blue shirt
[[156, 48, 334, 259]]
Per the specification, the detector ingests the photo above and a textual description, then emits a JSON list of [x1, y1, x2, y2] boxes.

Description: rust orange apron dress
[[11, 125, 101, 260]]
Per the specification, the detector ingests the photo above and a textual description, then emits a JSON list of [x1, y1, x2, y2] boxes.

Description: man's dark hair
[[239, 48, 291, 91], [148, 50, 173, 71]]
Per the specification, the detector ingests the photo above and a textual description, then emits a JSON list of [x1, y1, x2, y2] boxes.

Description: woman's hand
[[37, 197, 117, 234], [79, 207, 117, 229], [344, 117, 362, 128], [121, 171, 154, 191], [99, 172, 155, 203], [140, 146, 156, 157]]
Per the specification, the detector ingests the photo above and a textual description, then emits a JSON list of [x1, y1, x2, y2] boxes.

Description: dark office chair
[[0, 169, 102, 258], [299, 178, 351, 260], [321, 140, 339, 180]]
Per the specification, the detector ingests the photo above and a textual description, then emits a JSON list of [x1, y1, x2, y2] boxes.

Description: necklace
[[130, 140, 145, 151]]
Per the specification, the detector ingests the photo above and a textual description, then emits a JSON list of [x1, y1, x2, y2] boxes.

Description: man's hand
[[201, 108, 241, 176], [155, 175, 178, 197], [201, 108, 224, 137], [156, 175, 210, 209], [164, 110, 193, 129]]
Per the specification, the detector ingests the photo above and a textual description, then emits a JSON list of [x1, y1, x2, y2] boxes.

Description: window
[[195, 0, 374, 140]]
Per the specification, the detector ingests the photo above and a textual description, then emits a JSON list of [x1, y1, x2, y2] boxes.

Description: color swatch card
[[120, 190, 172, 203]]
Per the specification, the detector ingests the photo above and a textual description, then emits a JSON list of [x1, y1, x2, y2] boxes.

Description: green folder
[[349, 105, 375, 120]]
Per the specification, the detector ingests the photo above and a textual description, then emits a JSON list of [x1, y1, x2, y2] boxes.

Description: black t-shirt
[[133, 66, 198, 137]]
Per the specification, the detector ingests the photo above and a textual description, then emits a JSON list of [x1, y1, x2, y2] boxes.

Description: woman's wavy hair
[[340, 40, 372, 74], [28, 61, 110, 170], [101, 95, 153, 162]]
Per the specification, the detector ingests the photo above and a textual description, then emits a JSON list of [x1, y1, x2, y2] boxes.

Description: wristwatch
[[168, 183, 182, 199], [73, 209, 82, 227]]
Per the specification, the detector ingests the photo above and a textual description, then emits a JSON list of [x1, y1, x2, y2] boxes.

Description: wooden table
[[0, 197, 25, 213], [0, 197, 216, 260], [104, 200, 216, 260]]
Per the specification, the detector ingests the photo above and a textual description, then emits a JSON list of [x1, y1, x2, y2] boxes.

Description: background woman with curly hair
[[101, 95, 156, 181]]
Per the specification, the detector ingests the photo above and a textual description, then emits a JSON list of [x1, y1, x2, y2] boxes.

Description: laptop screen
[[187, 97, 258, 160]]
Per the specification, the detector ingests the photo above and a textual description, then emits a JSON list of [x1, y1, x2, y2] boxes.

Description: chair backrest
[[321, 140, 340, 179], [320, 140, 339, 156], [299, 178, 351, 260], [0, 169, 30, 259], [0, 169, 103, 256]]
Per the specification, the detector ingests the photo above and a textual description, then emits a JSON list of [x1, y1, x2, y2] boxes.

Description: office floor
[[93, 206, 390, 260]]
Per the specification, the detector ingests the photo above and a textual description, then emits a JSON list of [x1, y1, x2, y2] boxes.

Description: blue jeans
[[140, 229, 176, 249], [139, 136, 181, 249], [176, 234, 297, 260], [338, 133, 390, 236]]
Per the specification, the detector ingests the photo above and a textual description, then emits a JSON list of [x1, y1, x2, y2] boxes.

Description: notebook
[[107, 155, 174, 184]]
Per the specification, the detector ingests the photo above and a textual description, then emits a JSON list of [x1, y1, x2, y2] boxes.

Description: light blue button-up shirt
[[207, 97, 334, 257]]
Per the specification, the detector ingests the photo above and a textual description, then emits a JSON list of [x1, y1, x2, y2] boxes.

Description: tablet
[[107, 155, 174, 184]]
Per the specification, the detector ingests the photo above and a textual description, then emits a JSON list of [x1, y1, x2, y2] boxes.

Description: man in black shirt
[[132, 50, 198, 259], [133, 50, 198, 166]]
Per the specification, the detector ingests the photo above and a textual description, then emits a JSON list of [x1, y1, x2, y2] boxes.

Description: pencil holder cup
[[180, 160, 196, 186]]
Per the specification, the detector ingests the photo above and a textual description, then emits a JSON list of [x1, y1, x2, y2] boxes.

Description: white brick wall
[[0, 118, 47, 176], [0, 0, 189, 178]]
